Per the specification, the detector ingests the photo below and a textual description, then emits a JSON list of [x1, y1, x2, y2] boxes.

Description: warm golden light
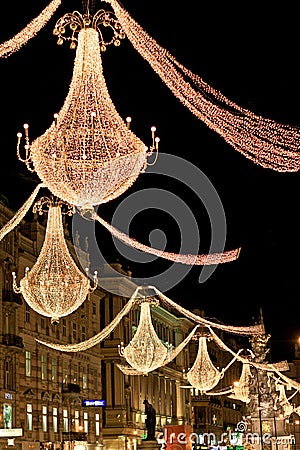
[[13, 199, 97, 323]]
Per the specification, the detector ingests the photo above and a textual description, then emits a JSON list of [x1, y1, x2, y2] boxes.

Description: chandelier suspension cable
[[0, 183, 45, 242], [162, 325, 200, 365], [93, 213, 241, 266], [36, 286, 142, 351], [107, 0, 300, 172], [149, 286, 263, 335], [0, 0, 62, 58]]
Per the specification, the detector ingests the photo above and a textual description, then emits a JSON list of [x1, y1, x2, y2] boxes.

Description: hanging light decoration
[[186, 334, 222, 393], [107, 0, 300, 172], [229, 363, 253, 403], [17, 20, 152, 208], [0, 0, 61, 59], [118, 298, 168, 374], [12, 197, 98, 324]]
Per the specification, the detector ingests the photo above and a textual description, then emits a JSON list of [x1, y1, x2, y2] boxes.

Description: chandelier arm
[[149, 286, 264, 335], [11, 272, 21, 294], [109, 0, 300, 172], [36, 286, 141, 352], [205, 387, 234, 396], [0, 183, 45, 242], [0, 0, 61, 58], [220, 348, 245, 377], [94, 213, 241, 266]]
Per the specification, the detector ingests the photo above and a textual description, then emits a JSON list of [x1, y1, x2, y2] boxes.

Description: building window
[[3, 404, 12, 429], [41, 317, 45, 328], [95, 413, 100, 436], [72, 364, 78, 384], [27, 404, 33, 431], [63, 361, 68, 384], [25, 351, 31, 377], [52, 407, 58, 433], [84, 412, 88, 433], [62, 319, 67, 337], [73, 323, 77, 340], [82, 366, 87, 389], [25, 304, 30, 323], [63, 409, 68, 432], [42, 406, 47, 432], [92, 302, 96, 315], [74, 410, 79, 432], [51, 358, 57, 383], [82, 326, 86, 341], [41, 354, 47, 380]]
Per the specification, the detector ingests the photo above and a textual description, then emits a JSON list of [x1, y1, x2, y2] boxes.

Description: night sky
[[1, 0, 300, 361]]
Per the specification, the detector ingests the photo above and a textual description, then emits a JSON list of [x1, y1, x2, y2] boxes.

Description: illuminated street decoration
[[0, 0, 61, 58], [12, 197, 97, 324], [118, 299, 168, 374], [229, 363, 253, 403], [108, 0, 300, 172]]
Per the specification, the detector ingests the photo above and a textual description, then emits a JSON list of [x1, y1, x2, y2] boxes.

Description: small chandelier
[[186, 334, 222, 393], [17, 24, 157, 209], [230, 363, 252, 403], [118, 298, 168, 374], [12, 197, 98, 324]]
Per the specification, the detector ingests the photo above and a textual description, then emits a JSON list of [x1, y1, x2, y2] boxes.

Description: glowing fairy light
[[12, 197, 97, 324], [0, 0, 61, 58], [108, 0, 300, 172]]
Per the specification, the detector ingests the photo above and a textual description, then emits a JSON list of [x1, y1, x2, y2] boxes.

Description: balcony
[[1, 333, 24, 348], [2, 290, 23, 306], [62, 383, 81, 394]]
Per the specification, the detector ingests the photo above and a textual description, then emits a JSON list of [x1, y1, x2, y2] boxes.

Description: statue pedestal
[[138, 440, 160, 450]]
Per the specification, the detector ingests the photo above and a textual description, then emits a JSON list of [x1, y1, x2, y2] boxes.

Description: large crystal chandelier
[[12, 197, 98, 324], [17, 20, 153, 208], [118, 298, 168, 374]]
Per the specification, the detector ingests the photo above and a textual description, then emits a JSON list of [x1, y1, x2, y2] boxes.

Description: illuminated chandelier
[[17, 15, 153, 208], [118, 297, 168, 375], [229, 362, 252, 403], [12, 197, 98, 324]]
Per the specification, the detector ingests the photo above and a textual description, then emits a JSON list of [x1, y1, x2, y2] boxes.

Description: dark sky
[[1, 0, 300, 361]]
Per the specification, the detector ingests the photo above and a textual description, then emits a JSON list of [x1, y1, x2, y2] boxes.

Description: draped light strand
[[108, 0, 300, 172], [94, 213, 241, 266], [149, 286, 264, 335], [0, 0, 61, 58], [0, 183, 45, 242], [36, 287, 141, 351]]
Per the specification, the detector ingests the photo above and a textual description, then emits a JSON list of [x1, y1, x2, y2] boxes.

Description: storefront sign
[[0, 428, 23, 438], [82, 399, 106, 407]]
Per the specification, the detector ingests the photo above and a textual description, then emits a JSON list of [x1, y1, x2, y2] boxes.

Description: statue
[[143, 399, 156, 440]]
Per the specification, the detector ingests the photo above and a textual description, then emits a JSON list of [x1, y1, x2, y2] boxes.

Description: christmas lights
[[12, 198, 97, 324], [118, 299, 168, 374], [229, 363, 252, 403], [94, 213, 241, 266], [17, 28, 151, 207], [0, 183, 45, 242], [108, 0, 300, 172], [0, 0, 61, 58]]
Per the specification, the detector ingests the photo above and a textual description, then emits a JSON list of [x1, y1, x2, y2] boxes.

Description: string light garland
[[12, 197, 97, 324], [107, 0, 300, 172], [0, 183, 45, 242], [17, 27, 153, 207], [0, 0, 61, 58], [94, 213, 241, 266]]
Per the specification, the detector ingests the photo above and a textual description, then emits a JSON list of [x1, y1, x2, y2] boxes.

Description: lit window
[[41, 354, 47, 380], [25, 351, 31, 377], [75, 410, 79, 432], [3, 404, 12, 429], [42, 406, 47, 432], [84, 412, 88, 433], [27, 404, 32, 431], [82, 366, 87, 389], [51, 358, 57, 382], [95, 413, 100, 436], [53, 407, 58, 433], [63, 409, 68, 432]]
